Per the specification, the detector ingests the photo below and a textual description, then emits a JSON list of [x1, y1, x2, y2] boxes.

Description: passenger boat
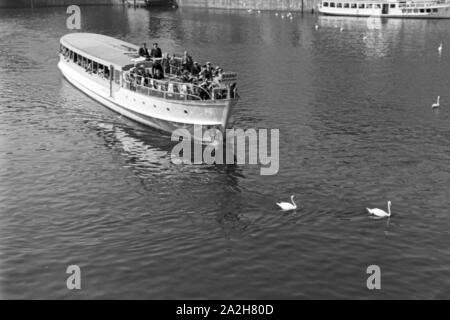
[[125, 0, 177, 8], [58, 33, 238, 141], [318, 0, 450, 18]]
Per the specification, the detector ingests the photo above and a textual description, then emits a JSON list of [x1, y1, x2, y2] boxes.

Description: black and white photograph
[[1, 0, 449, 304]]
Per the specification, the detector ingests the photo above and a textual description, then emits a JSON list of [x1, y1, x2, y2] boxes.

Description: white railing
[[123, 77, 218, 101]]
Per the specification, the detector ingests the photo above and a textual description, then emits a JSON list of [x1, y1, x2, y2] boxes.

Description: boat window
[[323, 2, 329, 7], [359, 3, 365, 8], [375, 4, 381, 8], [407, 9, 412, 12], [337, 3, 342, 8], [420, 9, 425, 12], [402, 8, 406, 13], [351, 3, 357, 8], [344, 3, 349, 8], [367, 4, 372, 8], [413, 9, 418, 12], [330, 2, 335, 7], [390, 4, 395, 8], [433, 8, 438, 12], [426, 8, 431, 12]]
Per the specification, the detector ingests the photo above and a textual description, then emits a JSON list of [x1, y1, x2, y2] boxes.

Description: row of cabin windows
[[323, 2, 440, 11], [323, 2, 396, 8], [403, 8, 438, 12], [60, 44, 117, 82]]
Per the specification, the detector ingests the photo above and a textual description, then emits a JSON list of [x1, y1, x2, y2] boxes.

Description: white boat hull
[[58, 57, 236, 137]]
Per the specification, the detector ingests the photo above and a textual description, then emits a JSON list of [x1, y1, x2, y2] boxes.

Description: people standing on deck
[[168, 54, 179, 75], [199, 80, 210, 100], [181, 51, 194, 73], [150, 43, 162, 59], [129, 42, 233, 100], [162, 53, 171, 74], [191, 62, 201, 77], [205, 62, 214, 80], [138, 42, 150, 59], [199, 63, 213, 81], [213, 67, 223, 84], [152, 62, 164, 80]]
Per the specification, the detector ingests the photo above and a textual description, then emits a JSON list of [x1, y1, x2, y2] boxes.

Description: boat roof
[[60, 33, 140, 70]]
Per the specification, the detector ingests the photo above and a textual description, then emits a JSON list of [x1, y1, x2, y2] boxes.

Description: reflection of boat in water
[[318, 0, 450, 18], [58, 33, 238, 141], [125, 0, 178, 8], [97, 122, 171, 167], [94, 121, 243, 183]]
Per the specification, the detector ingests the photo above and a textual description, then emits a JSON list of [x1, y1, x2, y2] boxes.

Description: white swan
[[438, 42, 443, 54], [315, 24, 319, 30], [277, 195, 297, 211], [432, 96, 440, 109], [367, 201, 391, 218]]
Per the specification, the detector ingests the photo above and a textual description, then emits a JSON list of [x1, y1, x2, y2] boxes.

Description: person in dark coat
[[138, 43, 150, 58], [181, 51, 194, 73], [150, 43, 162, 59], [152, 61, 164, 79], [191, 62, 201, 77]]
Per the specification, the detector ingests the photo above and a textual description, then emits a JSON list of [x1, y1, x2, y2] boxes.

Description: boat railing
[[130, 56, 192, 78], [122, 77, 231, 102]]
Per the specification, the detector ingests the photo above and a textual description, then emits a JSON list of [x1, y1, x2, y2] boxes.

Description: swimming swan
[[277, 195, 297, 211], [367, 201, 391, 218], [432, 96, 440, 109]]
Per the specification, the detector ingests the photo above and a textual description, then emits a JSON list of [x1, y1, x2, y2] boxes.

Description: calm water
[[1, 6, 450, 299]]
